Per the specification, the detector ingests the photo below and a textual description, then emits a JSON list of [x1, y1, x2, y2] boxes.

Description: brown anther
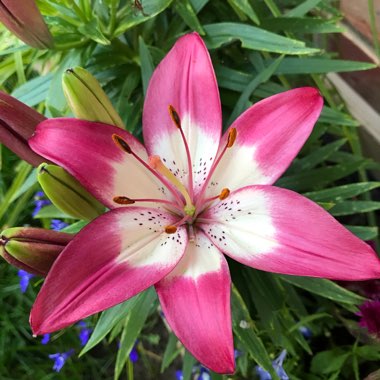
[[112, 134, 132, 154], [165, 225, 177, 234], [227, 128, 237, 148], [168, 105, 181, 129], [113, 196, 135, 205], [219, 188, 230, 200]]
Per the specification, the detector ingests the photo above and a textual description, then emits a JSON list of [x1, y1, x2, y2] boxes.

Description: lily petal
[[29, 118, 169, 209], [200, 185, 380, 280], [156, 232, 234, 374], [31, 207, 188, 334], [143, 33, 221, 195], [204, 88, 323, 197]]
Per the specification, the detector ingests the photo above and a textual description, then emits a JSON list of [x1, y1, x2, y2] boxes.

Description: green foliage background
[[1, 0, 380, 379]]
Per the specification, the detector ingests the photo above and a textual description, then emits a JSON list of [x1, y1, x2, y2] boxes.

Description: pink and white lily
[[29, 33, 380, 374]]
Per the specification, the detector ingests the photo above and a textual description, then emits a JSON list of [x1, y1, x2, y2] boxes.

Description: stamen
[[149, 155, 194, 214], [165, 225, 177, 234], [219, 188, 230, 200], [111, 134, 184, 207], [168, 105, 194, 201], [113, 196, 135, 204], [112, 134, 132, 153], [113, 195, 183, 211], [195, 129, 237, 210], [168, 105, 181, 129]]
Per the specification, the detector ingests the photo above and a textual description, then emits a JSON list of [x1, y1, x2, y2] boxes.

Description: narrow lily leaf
[[320, 107, 359, 127], [261, 17, 342, 34], [189, 0, 209, 13], [139, 37, 155, 96], [81, 292, 145, 355], [290, 139, 346, 172], [114, 288, 157, 380], [114, 0, 173, 37], [231, 286, 279, 380], [227, 0, 260, 25], [9, 169, 37, 202], [11, 74, 53, 106], [61, 220, 89, 234], [279, 276, 365, 305], [270, 58, 376, 74], [182, 350, 197, 380], [277, 160, 366, 191], [174, 0, 205, 35], [161, 333, 180, 373], [227, 56, 283, 125], [203, 23, 320, 55], [285, 0, 323, 17], [345, 226, 378, 241], [330, 201, 380, 216], [304, 182, 380, 202], [34, 205, 73, 219], [77, 18, 110, 45]]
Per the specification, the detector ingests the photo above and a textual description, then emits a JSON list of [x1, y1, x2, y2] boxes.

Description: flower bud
[[37, 163, 104, 220], [0, 91, 47, 166], [62, 66, 124, 128], [0, 0, 53, 49], [0, 227, 73, 276]]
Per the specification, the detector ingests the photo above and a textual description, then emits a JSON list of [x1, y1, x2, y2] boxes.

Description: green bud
[[62, 66, 124, 128], [0, 227, 73, 276], [37, 163, 104, 220]]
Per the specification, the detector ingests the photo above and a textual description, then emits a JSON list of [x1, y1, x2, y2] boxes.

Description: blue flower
[[255, 350, 289, 380], [129, 345, 139, 363], [41, 334, 50, 345], [32, 191, 51, 217], [17, 269, 34, 293], [77, 321, 92, 346], [50, 219, 69, 231], [299, 326, 312, 339], [48, 349, 74, 372], [175, 370, 184, 380]]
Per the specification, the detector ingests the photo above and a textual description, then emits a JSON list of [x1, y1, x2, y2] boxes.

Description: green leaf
[[9, 169, 37, 202], [182, 350, 197, 380], [189, 0, 209, 13], [203, 23, 320, 55], [320, 106, 359, 127], [11, 74, 53, 106], [114, 288, 157, 380], [61, 220, 89, 234], [270, 58, 376, 74], [77, 18, 111, 45], [345, 225, 378, 240], [161, 333, 180, 373], [139, 37, 155, 96], [291, 139, 347, 172], [304, 182, 380, 202], [261, 17, 343, 34], [227, 0, 260, 25], [280, 276, 365, 305], [80, 292, 146, 355], [34, 204, 74, 219], [228, 56, 283, 124], [231, 286, 279, 380], [330, 201, 380, 216], [286, 0, 323, 17], [174, 0, 205, 34], [311, 349, 350, 374], [114, 0, 173, 36]]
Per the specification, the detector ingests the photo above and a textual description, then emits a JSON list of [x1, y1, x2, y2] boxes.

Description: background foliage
[[1, 0, 380, 379]]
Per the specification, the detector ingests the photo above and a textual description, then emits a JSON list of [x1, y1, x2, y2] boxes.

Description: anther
[[168, 105, 181, 129], [165, 225, 177, 234], [113, 196, 135, 205], [219, 188, 230, 200], [227, 128, 237, 148], [112, 134, 132, 154]]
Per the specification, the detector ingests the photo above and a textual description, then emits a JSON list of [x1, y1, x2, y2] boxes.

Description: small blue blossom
[[41, 334, 50, 345], [77, 321, 92, 346], [32, 191, 51, 217], [129, 345, 139, 363], [198, 366, 211, 380], [48, 349, 74, 372], [175, 370, 183, 380], [17, 269, 34, 293], [50, 219, 69, 231], [299, 326, 312, 339], [255, 350, 289, 380]]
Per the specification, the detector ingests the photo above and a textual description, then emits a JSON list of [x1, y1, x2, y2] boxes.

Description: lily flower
[[28, 33, 380, 374]]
